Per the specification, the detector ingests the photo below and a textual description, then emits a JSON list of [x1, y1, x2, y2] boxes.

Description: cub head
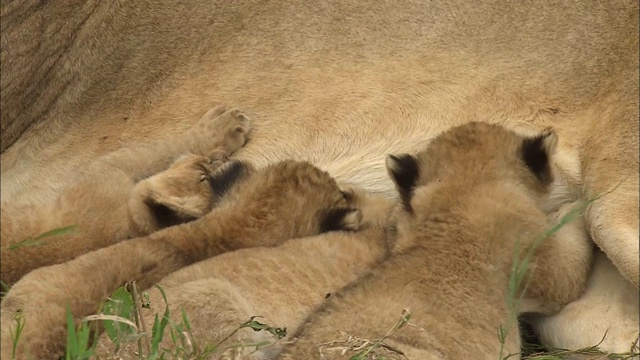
[[386, 122, 558, 215], [217, 160, 363, 239]]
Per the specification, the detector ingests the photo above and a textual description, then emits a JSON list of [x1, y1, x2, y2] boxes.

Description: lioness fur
[[90, 186, 394, 359], [0, 160, 362, 360], [0, 106, 250, 286], [526, 249, 640, 354], [279, 123, 594, 360], [2, 1, 638, 353]]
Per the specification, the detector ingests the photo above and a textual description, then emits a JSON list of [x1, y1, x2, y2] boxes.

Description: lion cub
[[1, 159, 363, 360], [93, 186, 395, 359], [280, 123, 594, 360], [0, 106, 250, 286]]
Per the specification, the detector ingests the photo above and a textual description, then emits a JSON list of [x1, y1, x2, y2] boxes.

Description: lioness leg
[[521, 202, 639, 354], [546, 91, 640, 354], [584, 183, 639, 289], [528, 250, 640, 354], [579, 86, 639, 289]]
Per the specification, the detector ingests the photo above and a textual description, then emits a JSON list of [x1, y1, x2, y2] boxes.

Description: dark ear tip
[[209, 160, 251, 197], [385, 154, 411, 173], [521, 132, 555, 182], [319, 208, 362, 233], [148, 203, 197, 229], [212, 160, 245, 174], [385, 153, 419, 204]]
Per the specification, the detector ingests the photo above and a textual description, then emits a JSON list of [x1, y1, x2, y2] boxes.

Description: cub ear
[[521, 129, 558, 183], [320, 208, 363, 233], [386, 154, 419, 211], [147, 201, 199, 229], [136, 180, 204, 230], [208, 160, 252, 198]]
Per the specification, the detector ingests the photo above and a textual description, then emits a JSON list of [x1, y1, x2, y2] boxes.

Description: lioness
[[2, 1, 638, 353], [279, 122, 594, 360], [0, 160, 362, 360], [0, 106, 250, 286]]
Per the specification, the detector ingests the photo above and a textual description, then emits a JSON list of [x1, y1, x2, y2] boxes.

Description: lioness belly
[[1, 63, 582, 203], [0, 1, 634, 205]]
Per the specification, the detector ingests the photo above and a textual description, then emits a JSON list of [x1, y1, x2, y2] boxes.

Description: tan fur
[[126, 154, 222, 235], [527, 249, 640, 355], [90, 187, 394, 359], [0, 160, 360, 360], [0, 107, 250, 286], [279, 123, 594, 360], [1, 1, 638, 353]]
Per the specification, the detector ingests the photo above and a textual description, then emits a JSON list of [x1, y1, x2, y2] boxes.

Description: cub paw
[[220, 108, 251, 152], [188, 106, 251, 158], [128, 154, 221, 235], [550, 200, 587, 228]]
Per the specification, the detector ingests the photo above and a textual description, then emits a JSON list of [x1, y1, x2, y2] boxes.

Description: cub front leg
[[100, 106, 251, 180], [519, 200, 594, 314]]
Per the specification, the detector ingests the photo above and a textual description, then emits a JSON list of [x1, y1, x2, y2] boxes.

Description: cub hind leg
[[95, 279, 277, 360]]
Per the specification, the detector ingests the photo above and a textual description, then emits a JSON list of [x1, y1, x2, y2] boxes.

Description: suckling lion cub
[[280, 123, 593, 360], [0, 106, 250, 286], [1, 159, 362, 360], [93, 186, 395, 359]]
